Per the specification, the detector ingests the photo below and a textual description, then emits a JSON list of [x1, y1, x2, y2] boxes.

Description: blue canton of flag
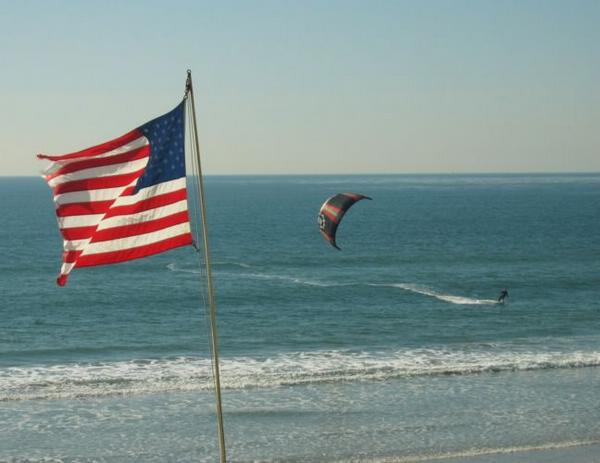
[[136, 101, 186, 191]]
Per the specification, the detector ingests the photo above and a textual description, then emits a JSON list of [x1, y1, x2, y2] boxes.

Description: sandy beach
[[413, 442, 600, 463]]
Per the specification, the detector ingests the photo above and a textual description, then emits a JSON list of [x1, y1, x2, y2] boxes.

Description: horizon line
[[3, 171, 600, 179]]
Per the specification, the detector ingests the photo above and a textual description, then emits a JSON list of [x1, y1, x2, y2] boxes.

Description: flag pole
[[185, 70, 227, 463]]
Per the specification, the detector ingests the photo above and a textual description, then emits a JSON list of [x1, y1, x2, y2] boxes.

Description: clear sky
[[1, 0, 599, 175]]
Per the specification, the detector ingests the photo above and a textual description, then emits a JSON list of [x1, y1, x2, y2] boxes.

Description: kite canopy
[[318, 192, 371, 250]]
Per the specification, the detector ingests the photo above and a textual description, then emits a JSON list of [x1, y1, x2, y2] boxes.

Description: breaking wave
[[167, 261, 251, 274], [3, 348, 600, 402], [383, 283, 500, 305], [167, 267, 503, 301], [242, 272, 351, 287], [167, 263, 351, 287], [166, 262, 199, 274]]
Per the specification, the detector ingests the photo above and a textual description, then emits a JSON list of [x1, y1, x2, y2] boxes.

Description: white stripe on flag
[[96, 200, 189, 231], [48, 157, 150, 187], [60, 262, 76, 275], [58, 214, 105, 229], [53, 181, 139, 205], [42, 137, 149, 176], [112, 178, 188, 206], [63, 239, 90, 251], [80, 222, 192, 255]]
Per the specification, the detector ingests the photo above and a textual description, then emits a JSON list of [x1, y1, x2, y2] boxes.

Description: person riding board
[[498, 288, 509, 303]]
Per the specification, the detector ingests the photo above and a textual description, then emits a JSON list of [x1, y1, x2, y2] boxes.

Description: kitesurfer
[[498, 288, 509, 303]]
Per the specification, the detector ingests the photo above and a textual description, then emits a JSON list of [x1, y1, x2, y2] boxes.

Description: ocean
[[1, 174, 599, 462]]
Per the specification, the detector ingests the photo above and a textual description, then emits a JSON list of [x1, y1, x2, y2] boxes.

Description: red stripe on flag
[[76, 233, 193, 267], [52, 169, 145, 195], [91, 211, 191, 242], [103, 188, 188, 218], [61, 226, 97, 241], [63, 250, 83, 264], [119, 186, 136, 196], [46, 145, 150, 182], [57, 201, 115, 217], [38, 129, 142, 161]]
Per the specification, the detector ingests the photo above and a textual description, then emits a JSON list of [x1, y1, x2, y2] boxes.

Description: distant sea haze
[[1, 174, 599, 462]]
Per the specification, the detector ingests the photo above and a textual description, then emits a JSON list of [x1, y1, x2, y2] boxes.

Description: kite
[[318, 192, 371, 250]]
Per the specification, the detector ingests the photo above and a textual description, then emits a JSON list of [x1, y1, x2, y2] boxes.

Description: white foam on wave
[[214, 261, 251, 268], [244, 272, 351, 287], [167, 263, 349, 287], [382, 283, 499, 305], [167, 261, 251, 274], [166, 262, 200, 274], [3, 348, 600, 402]]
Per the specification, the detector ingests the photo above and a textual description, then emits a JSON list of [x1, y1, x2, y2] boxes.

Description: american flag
[[38, 101, 193, 286]]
